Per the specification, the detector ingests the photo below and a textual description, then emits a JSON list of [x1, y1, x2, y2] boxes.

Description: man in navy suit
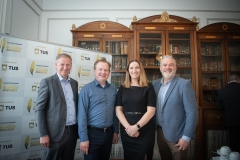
[[217, 74, 240, 152], [152, 55, 198, 160]]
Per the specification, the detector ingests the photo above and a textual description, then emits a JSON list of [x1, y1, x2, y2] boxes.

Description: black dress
[[116, 83, 156, 160]]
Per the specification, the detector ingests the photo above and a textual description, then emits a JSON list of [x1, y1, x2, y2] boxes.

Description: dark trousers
[[44, 125, 78, 160], [228, 125, 240, 152], [84, 127, 114, 160]]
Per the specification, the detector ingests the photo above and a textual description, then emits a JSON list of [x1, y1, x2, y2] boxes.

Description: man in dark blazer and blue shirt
[[152, 55, 198, 160], [217, 74, 240, 152], [35, 53, 78, 160]]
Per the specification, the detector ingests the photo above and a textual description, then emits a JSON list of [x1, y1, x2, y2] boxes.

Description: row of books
[[203, 94, 216, 103], [230, 64, 240, 71], [111, 73, 125, 88], [146, 72, 162, 82], [140, 57, 160, 66], [78, 43, 100, 51], [169, 44, 190, 54], [176, 73, 192, 82], [228, 46, 240, 55], [175, 57, 191, 66], [112, 56, 128, 70], [202, 62, 223, 71], [202, 78, 222, 90], [140, 45, 162, 54], [201, 46, 222, 55], [106, 42, 128, 54]]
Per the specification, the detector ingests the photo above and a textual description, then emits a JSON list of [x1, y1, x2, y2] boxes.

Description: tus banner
[[0, 34, 112, 159]]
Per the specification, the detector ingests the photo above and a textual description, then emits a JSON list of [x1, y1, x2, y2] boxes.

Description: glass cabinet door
[[139, 33, 162, 82], [78, 41, 100, 51], [200, 42, 225, 104], [227, 41, 240, 75], [106, 40, 128, 89], [168, 33, 192, 81]]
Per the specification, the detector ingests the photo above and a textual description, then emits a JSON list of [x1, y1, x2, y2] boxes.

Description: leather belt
[[124, 112, 144, 115], [65, 124, 77, 128], [87, 125, 113, 132], [157, 125, 162, 128]]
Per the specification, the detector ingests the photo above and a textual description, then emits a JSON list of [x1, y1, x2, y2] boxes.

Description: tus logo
[[0, 104, 4, 111], [32, 85, 38, 91], [2, 64, 7, 71], [8, 66, 18, 70], [29, 122, 34, 128], [29, 122, 37, 129], [2, 64, 18, 71], [0, 144, 12, 150], [34, 48, 48, 55], [5, 105, 15, 110], [81, 55, 90, 61]]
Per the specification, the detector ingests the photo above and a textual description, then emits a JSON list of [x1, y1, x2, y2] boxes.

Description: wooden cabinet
[[71, 21, 134, 89], [131, 12, 198, 90], [71, 14, 240, 160], [197, 22, 240, 160]]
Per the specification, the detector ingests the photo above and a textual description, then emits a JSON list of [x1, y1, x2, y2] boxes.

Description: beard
[[161, 69, 176, 79]]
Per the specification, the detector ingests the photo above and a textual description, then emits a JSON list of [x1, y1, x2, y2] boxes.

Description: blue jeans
[[84, 127, 114, 160]]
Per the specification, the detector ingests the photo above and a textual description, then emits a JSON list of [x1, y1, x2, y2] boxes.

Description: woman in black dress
[[116, 59, 156, 160]]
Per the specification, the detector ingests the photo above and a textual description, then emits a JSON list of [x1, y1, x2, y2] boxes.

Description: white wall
[[1, 0, 240, 46]]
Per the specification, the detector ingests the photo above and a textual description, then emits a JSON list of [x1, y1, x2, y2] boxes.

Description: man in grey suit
[[152, 55, 198, 160], [35, 53, 78, 160]]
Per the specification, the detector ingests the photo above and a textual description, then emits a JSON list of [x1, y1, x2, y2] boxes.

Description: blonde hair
[[123, 59, 148, 88]]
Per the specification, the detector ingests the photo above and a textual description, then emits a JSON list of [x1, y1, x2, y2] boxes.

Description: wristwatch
[[136, 124, 141, 129]]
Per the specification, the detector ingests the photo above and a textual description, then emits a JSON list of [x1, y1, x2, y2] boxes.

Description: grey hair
[[56, 53, 72, 62], [229, 74, 240, 82], [160, 55, 176, 66]]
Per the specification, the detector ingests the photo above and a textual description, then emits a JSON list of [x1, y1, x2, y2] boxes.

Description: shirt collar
[[57, 73, 71, 82], [94, 79, 110, 87], [161, 76, 174, 85], [229, 80, 238, 83]]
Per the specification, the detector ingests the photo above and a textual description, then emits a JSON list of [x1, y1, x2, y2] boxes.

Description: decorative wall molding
[[46, 17, 109, 44], [23, 0, 41, 39]]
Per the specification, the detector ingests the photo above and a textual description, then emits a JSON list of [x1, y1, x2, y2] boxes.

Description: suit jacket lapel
[[70, 78, 77, 102], [53, 73, 66, 102], [155, 79, 162, 95], [162, 76, 178, 108]]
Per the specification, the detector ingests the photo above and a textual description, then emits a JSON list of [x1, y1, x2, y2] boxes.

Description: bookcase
[[131, 12, 198, 89], [71, 21, 134, 89], [196, 22, 240, 159], [71, 13, 240, 160]]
